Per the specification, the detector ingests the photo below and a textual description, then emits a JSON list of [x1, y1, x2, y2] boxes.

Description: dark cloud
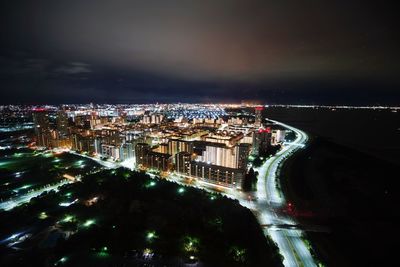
[[0, 0, 398, 104], [55, 62, 92, 75]]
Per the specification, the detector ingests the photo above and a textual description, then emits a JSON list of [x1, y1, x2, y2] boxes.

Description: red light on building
[[255, 106, 264, 111], [258, 127, 271, 133], [287, 202, 294, 213], [32, 108, 47, 112]]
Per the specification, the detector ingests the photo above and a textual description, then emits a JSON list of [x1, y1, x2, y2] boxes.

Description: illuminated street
[[0, 179, 73, 211], [254, 120, 315, 267]]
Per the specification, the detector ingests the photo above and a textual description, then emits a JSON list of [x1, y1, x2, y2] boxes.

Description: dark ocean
[[265, 107, 400, 165]]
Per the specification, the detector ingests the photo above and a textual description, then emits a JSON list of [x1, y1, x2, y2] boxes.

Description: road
[[253, 120, 315, 267], [68, 151, 119, 169], [0, 179, 73, 211]]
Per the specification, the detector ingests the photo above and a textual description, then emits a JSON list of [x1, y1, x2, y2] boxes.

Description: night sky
[[0, 0, 398, 104]]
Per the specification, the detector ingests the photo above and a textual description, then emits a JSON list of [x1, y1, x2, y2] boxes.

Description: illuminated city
[[0, 103, 313, 266], [1, 1, 399, 267]]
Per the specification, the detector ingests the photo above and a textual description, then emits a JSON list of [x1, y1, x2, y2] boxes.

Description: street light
[[146, 231, 157, 242], [83, 219, 95, 227], [145, 181, 156, 188], [54, 256, 68, 266]]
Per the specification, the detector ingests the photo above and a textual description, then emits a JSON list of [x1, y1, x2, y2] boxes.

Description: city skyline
[[1, 102, 398, 266], [1, 103, 315, 266], [0, 1, 398, 266]]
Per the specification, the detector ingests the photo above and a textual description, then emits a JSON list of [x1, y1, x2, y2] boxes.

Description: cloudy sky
[[0, 0, 398, 104]]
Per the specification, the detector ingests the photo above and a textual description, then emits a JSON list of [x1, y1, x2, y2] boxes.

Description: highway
[[253, 119, 316, 267]]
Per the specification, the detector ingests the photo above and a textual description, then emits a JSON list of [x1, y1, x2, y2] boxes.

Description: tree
[[242, 168, 257, 192]]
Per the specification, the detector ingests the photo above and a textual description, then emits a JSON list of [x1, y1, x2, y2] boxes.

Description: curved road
[[254, 119, 315, 267]]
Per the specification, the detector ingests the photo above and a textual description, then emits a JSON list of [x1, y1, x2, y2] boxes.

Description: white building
[[271, 129, 286, 145]]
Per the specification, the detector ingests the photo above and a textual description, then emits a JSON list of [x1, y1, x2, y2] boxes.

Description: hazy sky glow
[[0, 0, 398, 104]]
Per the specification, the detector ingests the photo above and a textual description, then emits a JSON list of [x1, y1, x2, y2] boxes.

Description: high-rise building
[[145, 152, 171, 171], [56, 109, 69, 137], [175, 152, 191, 175], [252, 128, 272, 156], [141, 114, 164, 124], [196, 143, 249, 169], [254, 106, 264, 127], [154, 143, 169, 154], [93, 137, 102, 154], [134, 142, 171, 171], [168, 139, 193, 157], [72, 134, 94, 152], [135, 143, 150, 166], [189, 161, 245, 189], [142, 115, 151, 124], [32, 109, 51, 147], [237, 143, 251, 169], [101, 144, 120, 160], [271, 129, 286, 146], [120, 143, 134, 160]]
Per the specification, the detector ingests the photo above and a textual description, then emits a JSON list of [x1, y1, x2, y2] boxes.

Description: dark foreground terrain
[[0, 166, 282, 267], [282, 137, 399, 266]]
